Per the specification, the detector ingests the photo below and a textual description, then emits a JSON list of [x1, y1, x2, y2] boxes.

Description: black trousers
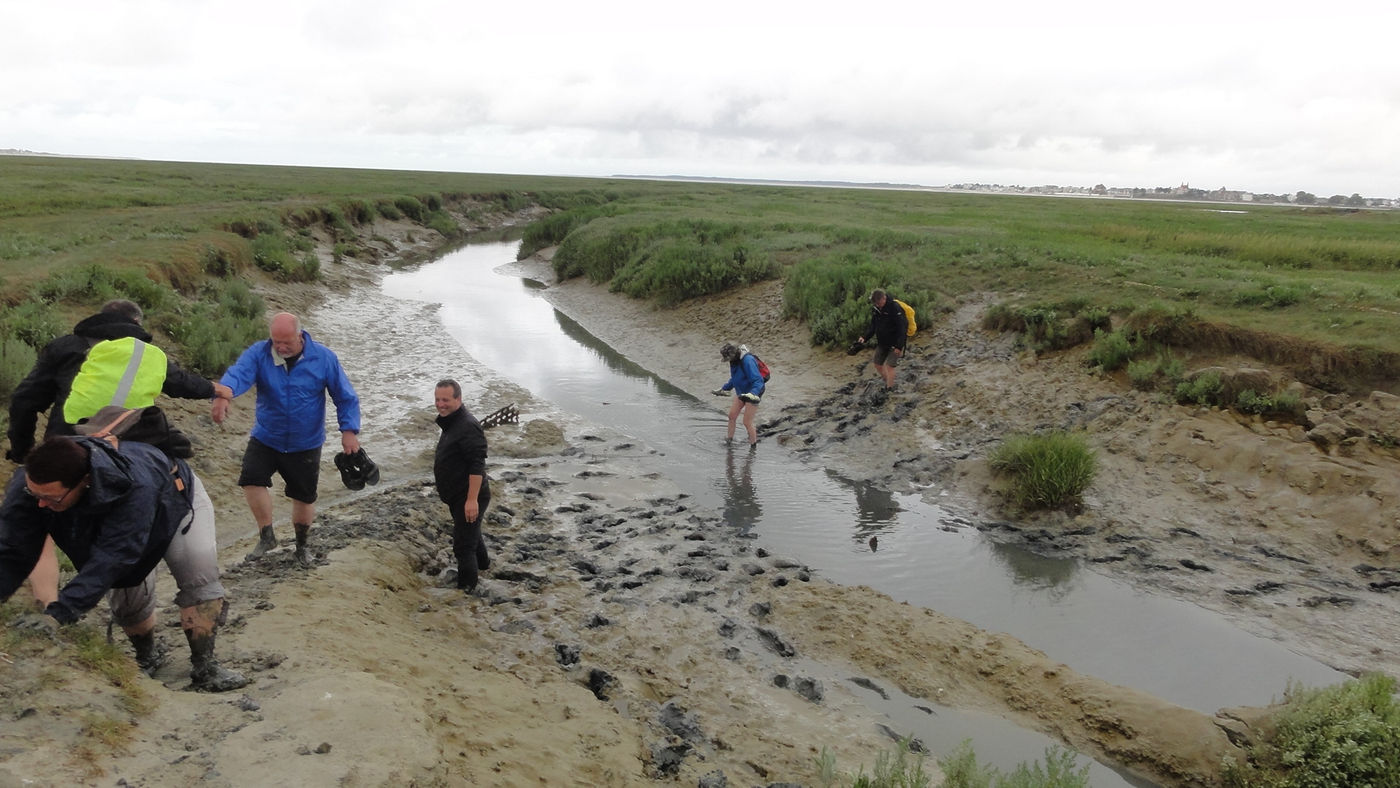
[[446, 483, 491, 590]]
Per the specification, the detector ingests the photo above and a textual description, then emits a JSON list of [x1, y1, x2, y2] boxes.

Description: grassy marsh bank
[[7, 155, 1400, 389]]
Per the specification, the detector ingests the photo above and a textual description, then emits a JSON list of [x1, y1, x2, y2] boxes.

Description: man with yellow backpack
[[853, 288, 915, 391]]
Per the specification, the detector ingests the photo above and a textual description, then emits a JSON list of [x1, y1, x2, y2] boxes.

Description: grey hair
[[100, 299, 144, 324]]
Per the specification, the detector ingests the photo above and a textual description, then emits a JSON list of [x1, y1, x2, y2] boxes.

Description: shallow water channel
[[315, 240, 1344, 785]]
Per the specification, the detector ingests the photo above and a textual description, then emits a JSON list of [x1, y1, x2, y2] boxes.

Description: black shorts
[[237, 437, 322, 503]]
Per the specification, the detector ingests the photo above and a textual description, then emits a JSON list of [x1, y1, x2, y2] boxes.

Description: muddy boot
[[129, 631, 168, 677], [293, 523, 312, 568], [246, 525, 278, 561], [185, 629, 249, 693]]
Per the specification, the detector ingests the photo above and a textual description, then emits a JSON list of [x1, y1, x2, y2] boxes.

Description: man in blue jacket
[[0, 435, 248, 691], [212, 312, 361, 568]]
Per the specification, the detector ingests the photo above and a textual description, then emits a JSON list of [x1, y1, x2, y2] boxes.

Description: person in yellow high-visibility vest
[[61, 336, 171, 424], [4, 299, 232, 611]]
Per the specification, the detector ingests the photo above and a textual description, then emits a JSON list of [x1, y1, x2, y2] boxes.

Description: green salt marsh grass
[[5, 155, 1400, 386]]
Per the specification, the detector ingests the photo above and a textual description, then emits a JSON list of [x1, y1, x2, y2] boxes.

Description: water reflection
[[552, 309, 691, 399], [825, 470, 900, 549], [987, 540, 1080, 599], [721, 443, 762, 530]]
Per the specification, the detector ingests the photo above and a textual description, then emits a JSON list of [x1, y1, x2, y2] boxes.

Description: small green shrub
[[339, 199, 374, 225], [291, 252, 321, 282], [375, 199, 403, 220], [816, 737, 930, 788], [394, 196, 427, 223], [1232, 283, 1310, 309], [938, 740, 1090, 788], [1126, 358, 1160, 390], [250, 233, 293, 275], [321, 206, 354, 237], [1175, 371, 1224, 406], [982, 302, 1103, 353], [1223, 674, 1400, 788], [0, 335, 38, 400], [1087, 328, 1135, 371], [202, 245, 237, 277], [426, 210, 460, 238], [0, 301, 63, 349], [988, 431, 1097, 510], [1236, 389, 1302, 419]]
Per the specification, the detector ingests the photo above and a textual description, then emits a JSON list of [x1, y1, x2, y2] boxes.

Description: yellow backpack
[[893, 299, 917, 337]]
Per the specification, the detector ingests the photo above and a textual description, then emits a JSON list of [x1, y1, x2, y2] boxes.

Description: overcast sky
[[4, 1, 1398, 197]]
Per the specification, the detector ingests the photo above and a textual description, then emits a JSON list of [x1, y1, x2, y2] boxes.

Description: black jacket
[[0, 437, 194, 624], [434, 406, 489, 504], [6, 313, 214, 461], [863, 299, 909, 350]]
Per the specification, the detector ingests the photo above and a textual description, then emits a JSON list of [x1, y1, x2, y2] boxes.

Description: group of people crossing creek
[[0, 286, 907, 691]]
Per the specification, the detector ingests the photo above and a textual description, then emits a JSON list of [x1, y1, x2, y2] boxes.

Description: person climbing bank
[[0, 435, 247, 691], [853, 288, 908, 391], [212, 312, 361, 569]]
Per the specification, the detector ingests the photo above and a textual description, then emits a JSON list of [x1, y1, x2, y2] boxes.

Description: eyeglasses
[[24, 482, 80, 506]]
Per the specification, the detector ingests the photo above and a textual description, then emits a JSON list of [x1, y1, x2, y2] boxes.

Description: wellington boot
[[246, 525, 278, 560], [185, 629, 248, 693], [293, 523, 312, 568], [129, 631, 168, 677]]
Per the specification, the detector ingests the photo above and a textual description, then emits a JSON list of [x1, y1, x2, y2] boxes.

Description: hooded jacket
[[218, 329, 361, 453], [0, 437, 194, 624], [863, 298, 909, 351], [6, 313, 215, 461], [721, 349, 766, 398], [434, 405, 489, 505]]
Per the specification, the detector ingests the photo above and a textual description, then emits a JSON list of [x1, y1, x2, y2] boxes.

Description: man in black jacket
[[0, 435, 247, 691], [433, 379, 491, 593], [6, 299, 228, 461], [854, 288, 909, 390]]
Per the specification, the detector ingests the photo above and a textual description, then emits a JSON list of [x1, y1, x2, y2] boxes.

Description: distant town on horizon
[[4, 148, 1393, 209]]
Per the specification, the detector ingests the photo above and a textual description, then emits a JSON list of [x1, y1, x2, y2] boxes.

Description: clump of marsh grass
[[938, 740, 1090, 788], [988, 431, 1097, 511], [816, 736, 931, 788]]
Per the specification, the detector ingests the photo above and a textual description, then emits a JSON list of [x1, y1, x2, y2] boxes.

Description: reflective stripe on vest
[[62, 337, 169, 424]]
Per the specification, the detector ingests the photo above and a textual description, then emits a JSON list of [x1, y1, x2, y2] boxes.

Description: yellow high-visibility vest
[[63, 337, 168, 424]]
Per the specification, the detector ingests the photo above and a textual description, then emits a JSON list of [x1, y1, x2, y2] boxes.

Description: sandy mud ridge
[[2, 409, 1263, 787]]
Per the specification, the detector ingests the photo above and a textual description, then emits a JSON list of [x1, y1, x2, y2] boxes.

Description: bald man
[[213, 313, 361, 568]]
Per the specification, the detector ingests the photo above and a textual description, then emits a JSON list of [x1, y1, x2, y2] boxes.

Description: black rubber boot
[[129, 631, 167, 677], [185, 629, 249, 692], [246, 525, 277, 560], [293, 523, 312, 568]]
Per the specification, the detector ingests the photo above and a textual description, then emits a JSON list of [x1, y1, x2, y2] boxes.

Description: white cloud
[[3, 0, 1399, 196]]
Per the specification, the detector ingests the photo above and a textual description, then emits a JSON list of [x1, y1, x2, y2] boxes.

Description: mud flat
[[5, 219, 1395, 786]]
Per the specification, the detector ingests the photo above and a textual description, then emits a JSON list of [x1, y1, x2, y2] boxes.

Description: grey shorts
[[108, 474, 226, 626], [872, 345, 902, 367]]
